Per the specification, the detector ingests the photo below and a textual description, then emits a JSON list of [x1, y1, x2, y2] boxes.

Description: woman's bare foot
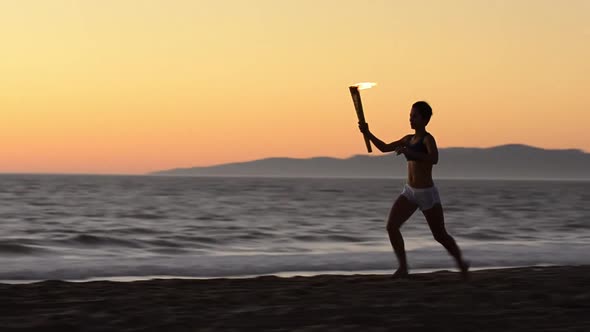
[[391, 268, 409, 279], [459, 260, 470, 281]]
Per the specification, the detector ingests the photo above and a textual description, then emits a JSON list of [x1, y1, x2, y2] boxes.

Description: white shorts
[[400, 184, 441, 211]]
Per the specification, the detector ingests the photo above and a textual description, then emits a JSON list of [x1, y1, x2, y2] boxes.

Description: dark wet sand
[[1, 266, 589, 331]]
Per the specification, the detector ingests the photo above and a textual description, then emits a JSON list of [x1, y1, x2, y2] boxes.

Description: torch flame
[[351, 82, 377, 90]]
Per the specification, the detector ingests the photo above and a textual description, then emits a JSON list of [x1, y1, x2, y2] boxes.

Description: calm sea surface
[[0, 175, 589, 281]]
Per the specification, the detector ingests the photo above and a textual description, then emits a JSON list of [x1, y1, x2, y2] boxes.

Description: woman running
[[359, 101, 469, 279]]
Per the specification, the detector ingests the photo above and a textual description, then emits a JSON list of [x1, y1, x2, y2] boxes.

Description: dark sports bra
[[405, 134, 429, 161]]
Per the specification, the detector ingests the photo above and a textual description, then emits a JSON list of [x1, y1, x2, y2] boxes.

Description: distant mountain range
[[151, 144, 590, 180]]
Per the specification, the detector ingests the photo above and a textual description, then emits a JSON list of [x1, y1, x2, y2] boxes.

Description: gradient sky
[[1, 0, 589, 174]]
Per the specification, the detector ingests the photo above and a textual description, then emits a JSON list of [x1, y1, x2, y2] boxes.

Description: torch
[[349, 82, 377, 153]]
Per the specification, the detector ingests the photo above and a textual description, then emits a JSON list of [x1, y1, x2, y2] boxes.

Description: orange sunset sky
[[1, 0, 589, 174]]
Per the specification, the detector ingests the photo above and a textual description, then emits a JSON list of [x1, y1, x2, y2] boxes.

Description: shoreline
[[1, 265, 589, 331], [0, 264, 557, 284]]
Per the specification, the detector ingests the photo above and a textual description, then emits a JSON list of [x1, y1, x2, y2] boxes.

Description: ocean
[[0, 174, 589, 282]]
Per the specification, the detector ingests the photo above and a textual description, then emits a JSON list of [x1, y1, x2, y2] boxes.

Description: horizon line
[[1, 143, 588, 176], [0, 173, 589, 182]]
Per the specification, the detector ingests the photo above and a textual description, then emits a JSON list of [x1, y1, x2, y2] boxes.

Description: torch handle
[[361, 126, 372, 153], [349, 86, 372, 153]]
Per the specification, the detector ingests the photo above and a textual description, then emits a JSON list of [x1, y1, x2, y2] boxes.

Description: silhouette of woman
[[359, 101, 469, 279]]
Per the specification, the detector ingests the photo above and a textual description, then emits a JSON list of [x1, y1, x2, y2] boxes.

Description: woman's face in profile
[[409, 108, 425, 129]]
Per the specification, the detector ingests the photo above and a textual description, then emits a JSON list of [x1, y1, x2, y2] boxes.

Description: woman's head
[[410, 101, 432, 129]]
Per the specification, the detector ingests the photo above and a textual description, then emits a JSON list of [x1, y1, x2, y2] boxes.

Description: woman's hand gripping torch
[[349, 82, 377, 153]]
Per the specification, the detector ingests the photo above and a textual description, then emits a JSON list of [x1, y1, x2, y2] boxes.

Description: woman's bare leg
[[386, 195, 418, 277], [422, 204, 469, 278]]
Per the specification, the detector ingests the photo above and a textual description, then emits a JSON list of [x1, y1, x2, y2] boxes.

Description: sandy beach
[[0, 266, 589, 331]]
